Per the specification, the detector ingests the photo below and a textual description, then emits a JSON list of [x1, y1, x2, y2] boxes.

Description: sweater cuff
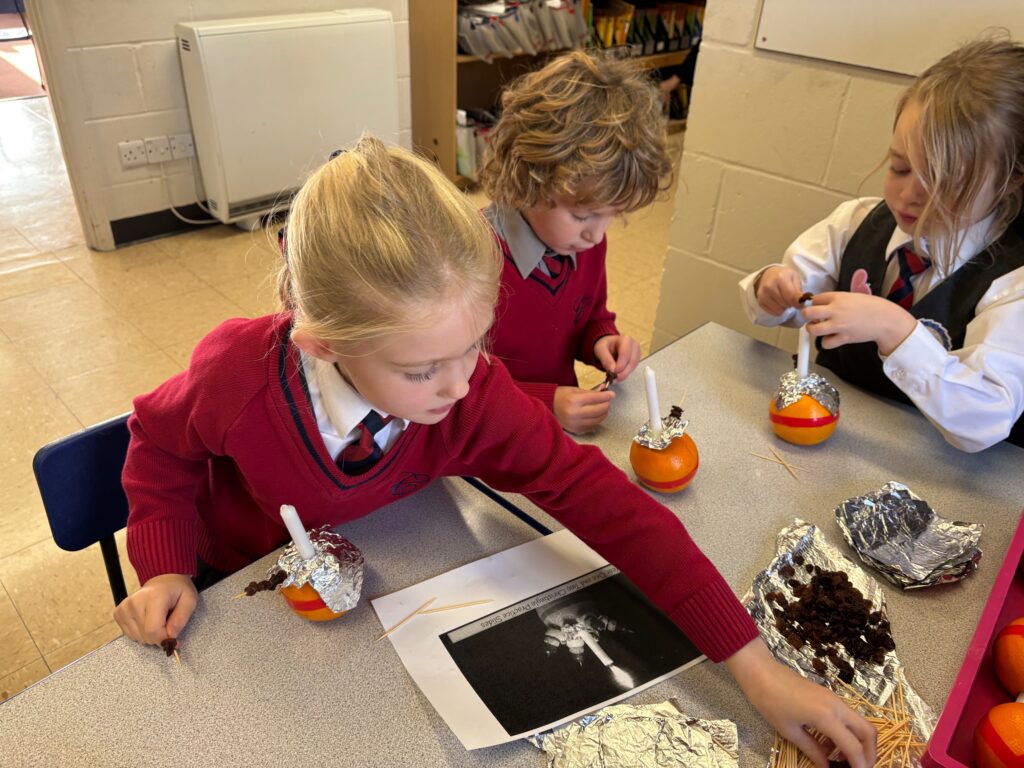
[[666, 577, 759, 663], [580, 322, 620, 367], [515, 379, 559, 409], [127, 518, 198, 585]]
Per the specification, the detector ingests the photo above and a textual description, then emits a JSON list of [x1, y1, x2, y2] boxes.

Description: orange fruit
[[995, 618, 1024, 695], [630, 433, 699, 493], [976, 702, 1024, 768], [769, 394, 839, 446], [279, 582, 347, 622]]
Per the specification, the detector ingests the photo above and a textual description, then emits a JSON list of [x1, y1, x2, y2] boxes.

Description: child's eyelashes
[[571, 213, 591, 222], [404, 368, 436, 383], [402, 342, 481, 383]]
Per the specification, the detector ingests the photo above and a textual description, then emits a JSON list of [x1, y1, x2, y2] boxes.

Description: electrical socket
[[144, 135, 172, 164], [169, 132, 195, 160], [118, 139, 148, 169]]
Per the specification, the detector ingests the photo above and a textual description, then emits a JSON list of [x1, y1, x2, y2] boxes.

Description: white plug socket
[[118, 139, 148, 169], [144, 135, 172, 164], [169, 132, 195, 160]]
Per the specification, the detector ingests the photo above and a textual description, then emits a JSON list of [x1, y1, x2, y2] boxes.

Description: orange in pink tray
[[995, 618, 1024, 695], [279, 582, 347, 622], [976, 702, 1024, 768]]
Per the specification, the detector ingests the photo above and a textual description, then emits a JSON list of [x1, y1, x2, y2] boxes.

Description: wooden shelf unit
[[409, 4, 691, 182]]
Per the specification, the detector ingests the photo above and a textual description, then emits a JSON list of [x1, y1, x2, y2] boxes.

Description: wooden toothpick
[[416, 599, 494, 615], [376, 597, 495, 640], [376, 597, 437, 641], [768, 446, 803, 481], [750, 449, 806, 480]]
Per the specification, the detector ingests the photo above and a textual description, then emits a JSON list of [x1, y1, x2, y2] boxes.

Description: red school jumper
[[124, 313, 756, 661], [490, 232, 620, 408]]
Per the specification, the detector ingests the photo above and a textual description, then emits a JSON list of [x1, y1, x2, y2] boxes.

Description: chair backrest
[[32, 413, 132, 605]]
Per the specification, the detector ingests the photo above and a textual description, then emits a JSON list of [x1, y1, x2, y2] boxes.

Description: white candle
[[580, 629, 614, 666], [644, 366, 662, 438], [279, 504, 316, 561], [797, 324, 811, 378]]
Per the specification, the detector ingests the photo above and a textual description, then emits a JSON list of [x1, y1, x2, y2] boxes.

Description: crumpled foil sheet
[[745, 520, 935, 751], [835, 482, 983, 589], [634, 415, 689, 451], [528, 700, 737, 768], [773, 370, 839, 415], [275, 526, 364, 613]]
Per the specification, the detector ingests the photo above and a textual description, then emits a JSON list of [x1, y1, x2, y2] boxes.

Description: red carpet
[[0, 13, 43, 100]]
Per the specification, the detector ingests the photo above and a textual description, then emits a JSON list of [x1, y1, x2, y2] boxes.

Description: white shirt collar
[[302, 353, 405, 440], [884, 212, 997, 279], [484, 202, 577, 279]]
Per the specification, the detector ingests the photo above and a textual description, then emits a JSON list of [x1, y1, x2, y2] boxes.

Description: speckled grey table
[[468, 322, 1024, 766], [0, 480, 556, 767], [2, 323, 1021, 768]]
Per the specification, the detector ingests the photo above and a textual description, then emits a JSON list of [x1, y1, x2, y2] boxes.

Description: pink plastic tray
[[923, 509, 1024, 768]]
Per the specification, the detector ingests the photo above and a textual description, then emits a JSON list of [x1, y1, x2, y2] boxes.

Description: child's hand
[[755, 266, 806, 315], [802, 292, 917, 355], [114, 573, 198, 646], [554, 386, 615, 434], [725, 640, 877, 768], [594, 335, 642, 381]]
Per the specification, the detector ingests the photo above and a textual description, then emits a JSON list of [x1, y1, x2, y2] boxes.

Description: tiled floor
[[0, 95, 683, 700]]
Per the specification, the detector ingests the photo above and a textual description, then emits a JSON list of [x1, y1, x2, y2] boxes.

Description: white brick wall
[[28, 0, 411, 251], [654, 1, 913, 352]]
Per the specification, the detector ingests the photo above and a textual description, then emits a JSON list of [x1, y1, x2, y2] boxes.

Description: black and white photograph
[[440, 565, 703, 737], [371, 530, 708, 749]]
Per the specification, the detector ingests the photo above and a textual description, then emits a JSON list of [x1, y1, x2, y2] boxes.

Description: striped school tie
[[885, 246, 932, 309], [337, 410, 393, 475], [532, 251, 572, 295]]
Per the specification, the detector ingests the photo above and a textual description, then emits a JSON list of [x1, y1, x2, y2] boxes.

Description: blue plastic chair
[[32, 413, 132, 605]]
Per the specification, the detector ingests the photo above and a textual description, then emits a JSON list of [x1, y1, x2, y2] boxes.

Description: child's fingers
[[782, 727, 829, 768], [166, 589, 198, 639], [113, 602, 144, 644], [781, 279, 806, 308], [846, 713, 878, 768], [574, 389, 615, 406], [615, 341, 642, 379], [759, 290, 791, 316], [142, 598, 172, 645], [819, 715, 876, 768], [800, 303, 833, 324], [595, 346, 617, 373]]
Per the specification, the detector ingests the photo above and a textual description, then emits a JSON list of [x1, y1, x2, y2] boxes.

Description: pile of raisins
[[766, 555, 895, 684]]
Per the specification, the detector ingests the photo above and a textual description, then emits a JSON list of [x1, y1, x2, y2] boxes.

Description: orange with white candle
[[629, 367, 699, 493], [769, 316, 840, 446], [275, 505, 363, 622]]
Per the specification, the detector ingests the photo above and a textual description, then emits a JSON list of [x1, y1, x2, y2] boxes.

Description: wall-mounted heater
[[176, 10, 398, 226]]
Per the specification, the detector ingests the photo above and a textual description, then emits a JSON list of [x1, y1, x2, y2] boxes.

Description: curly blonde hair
[[897, 35, 1024, 266], [278, 136, 501, 349], [480, 50, 672, 211]]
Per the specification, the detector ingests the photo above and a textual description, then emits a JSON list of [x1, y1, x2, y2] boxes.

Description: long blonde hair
[[278, 136, 501, 349], [480, 49, 672, 211], [898, 35, 1024, 266]]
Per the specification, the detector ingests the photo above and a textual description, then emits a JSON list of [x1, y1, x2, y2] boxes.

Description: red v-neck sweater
[[123, 314, 756, 661], [490, 233, 619, 408]]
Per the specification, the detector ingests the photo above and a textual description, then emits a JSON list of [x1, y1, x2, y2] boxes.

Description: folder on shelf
[[456, 1, 585, 61]]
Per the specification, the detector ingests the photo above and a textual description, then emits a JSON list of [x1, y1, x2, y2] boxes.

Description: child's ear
[[291, 328, 339, 362]]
